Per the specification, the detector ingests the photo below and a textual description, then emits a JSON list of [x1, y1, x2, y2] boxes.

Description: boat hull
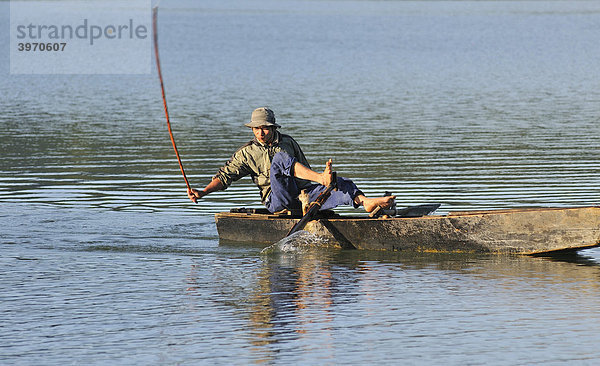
[[215, 206, 600, 254]]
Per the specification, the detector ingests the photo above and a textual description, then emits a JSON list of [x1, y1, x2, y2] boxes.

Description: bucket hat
[[245, 107, 281, 128]]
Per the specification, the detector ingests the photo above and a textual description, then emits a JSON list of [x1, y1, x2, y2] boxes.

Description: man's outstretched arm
[[188, 178, 225, 203]]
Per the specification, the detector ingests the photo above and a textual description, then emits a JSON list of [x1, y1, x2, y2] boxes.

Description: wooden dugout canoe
[[215, 206, 600, 254]]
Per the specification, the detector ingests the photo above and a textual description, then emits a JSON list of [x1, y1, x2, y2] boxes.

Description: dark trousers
[[265, 151, 362, 213]]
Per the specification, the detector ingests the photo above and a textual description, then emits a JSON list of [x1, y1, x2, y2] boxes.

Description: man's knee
[[271, 151, 296, 177]]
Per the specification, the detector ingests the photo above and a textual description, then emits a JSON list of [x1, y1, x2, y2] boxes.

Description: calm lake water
[[1, 0, 600, 364]]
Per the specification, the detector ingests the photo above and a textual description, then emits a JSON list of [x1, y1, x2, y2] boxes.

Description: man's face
[[252, 126, 275, 144]]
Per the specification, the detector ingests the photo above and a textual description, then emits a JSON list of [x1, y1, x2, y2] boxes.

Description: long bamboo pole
[[152, 6, 191, 191]]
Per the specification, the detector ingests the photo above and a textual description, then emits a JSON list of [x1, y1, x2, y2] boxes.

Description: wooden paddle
[[286, 172, 337, 237]]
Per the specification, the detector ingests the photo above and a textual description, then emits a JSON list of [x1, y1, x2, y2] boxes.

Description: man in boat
[[187, 107, 395, 213]]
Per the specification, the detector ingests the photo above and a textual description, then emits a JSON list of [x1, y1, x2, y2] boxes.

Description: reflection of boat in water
[[225, 241, 600, 357], [215, 206, 600, 254]]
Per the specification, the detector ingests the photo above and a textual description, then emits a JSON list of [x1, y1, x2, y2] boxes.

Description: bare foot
[[321, 159, 333, 186], [298, 190, 310, 215], [359, 195, 396, 213]]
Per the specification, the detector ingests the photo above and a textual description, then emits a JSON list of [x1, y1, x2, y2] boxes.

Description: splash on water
[[260, 230, 331, 254]]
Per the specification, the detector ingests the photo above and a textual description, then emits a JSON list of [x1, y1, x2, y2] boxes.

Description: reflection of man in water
[[187, 107, 395, 213], [248, 255, 336, 350]]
